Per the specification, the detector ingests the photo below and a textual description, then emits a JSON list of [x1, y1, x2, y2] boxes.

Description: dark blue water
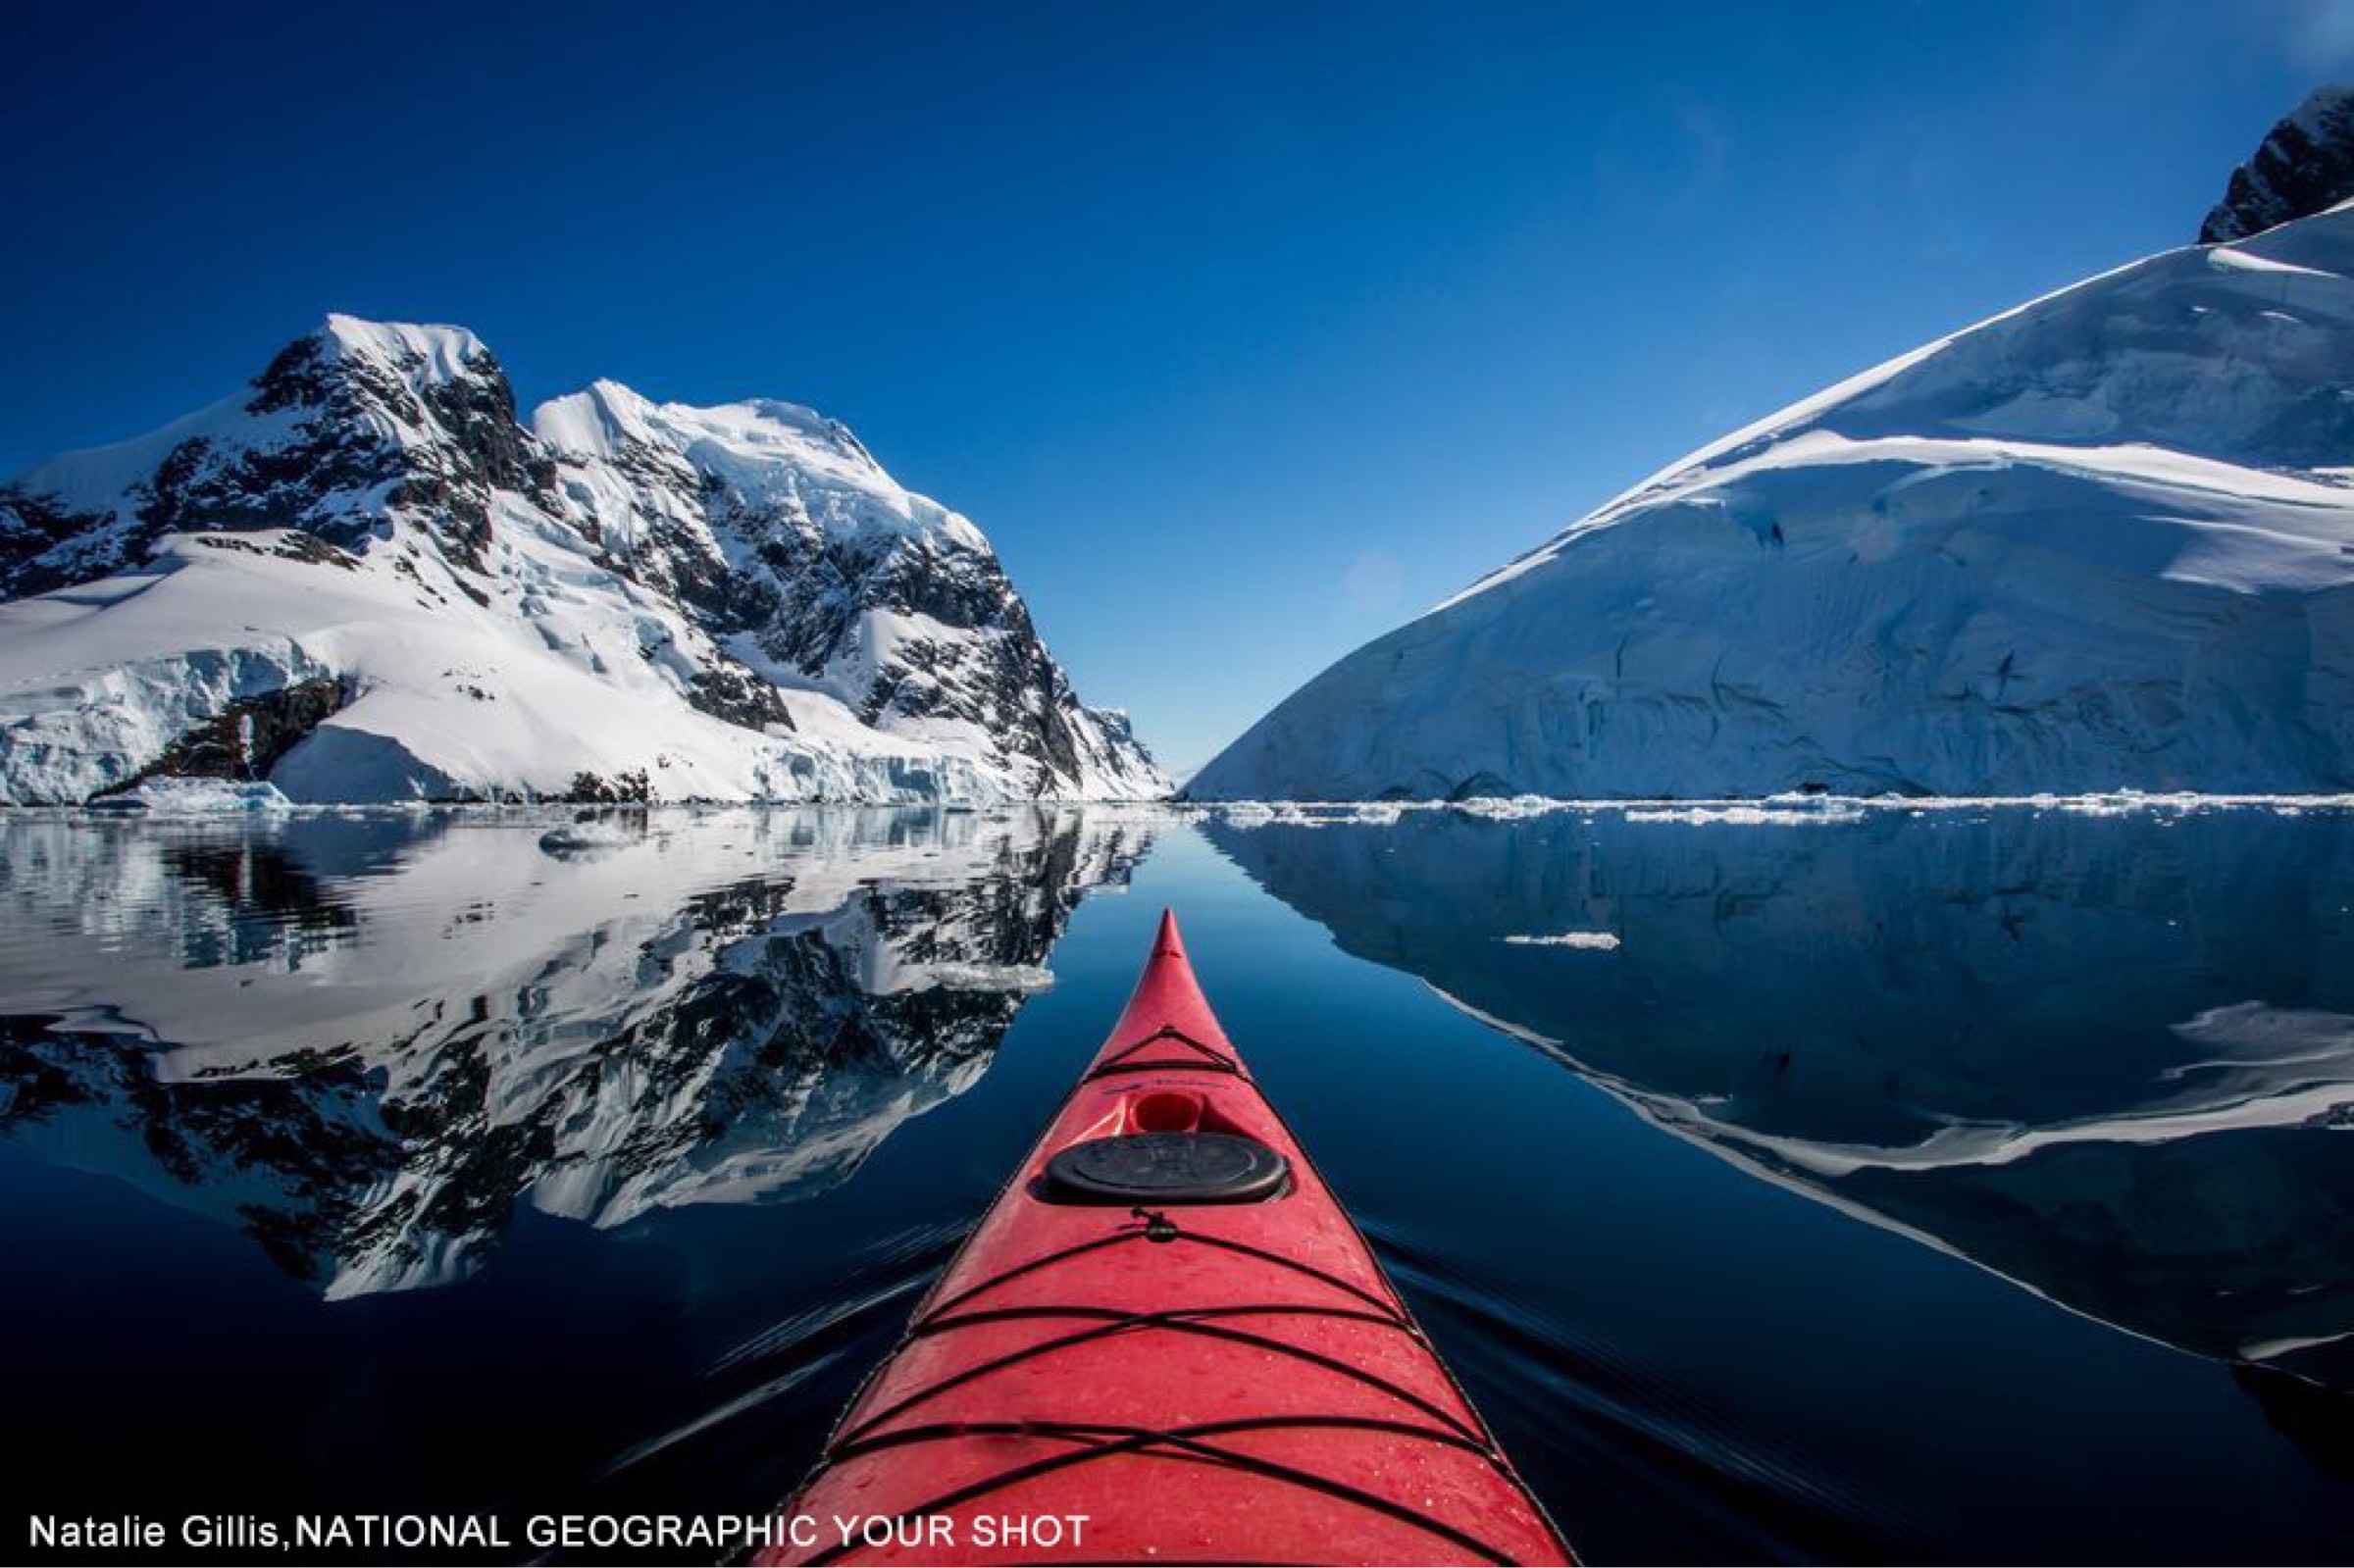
[[1, 805, 2349, 1563]]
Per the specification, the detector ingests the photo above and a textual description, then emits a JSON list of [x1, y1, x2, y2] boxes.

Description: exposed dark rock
[[90, 677, 350, 799], [2203, 85, 2354, 242], [564, 768, 652, 803], [0, 489, 128, 598], [691, 662, 795, 731], [190, 530, 361, 568]]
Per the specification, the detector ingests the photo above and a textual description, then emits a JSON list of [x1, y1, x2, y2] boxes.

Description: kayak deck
[[764, 910, 1570, 1566]]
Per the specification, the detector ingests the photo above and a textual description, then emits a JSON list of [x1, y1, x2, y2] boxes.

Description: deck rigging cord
[[1081, 1024, 1246, 1080], [799, 1209, 1536, 1565]]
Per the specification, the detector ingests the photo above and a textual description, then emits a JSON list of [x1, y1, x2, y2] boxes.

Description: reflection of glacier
[[1206, 808, 2354, 1391], [0, 808, 1151, 1297]]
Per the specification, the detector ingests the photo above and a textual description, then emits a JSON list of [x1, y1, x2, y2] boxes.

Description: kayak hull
[[764, 911, 1570, 1566]]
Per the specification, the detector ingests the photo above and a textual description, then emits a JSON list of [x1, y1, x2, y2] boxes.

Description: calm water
[[2, 804, 2350, 1563]]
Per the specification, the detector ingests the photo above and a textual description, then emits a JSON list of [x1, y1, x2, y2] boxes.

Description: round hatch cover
[[1045, 1131, 1289, 1204]]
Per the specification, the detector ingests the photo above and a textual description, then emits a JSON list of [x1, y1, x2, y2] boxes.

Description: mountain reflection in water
[[0, 808, 1152, 1298], [1203, 804, 2354, 1397], [2, 802, 2350, 1561]]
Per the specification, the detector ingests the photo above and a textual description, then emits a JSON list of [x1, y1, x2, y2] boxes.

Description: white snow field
[[1191, 204, 2354, 800], [0, 317, 1165, 805]]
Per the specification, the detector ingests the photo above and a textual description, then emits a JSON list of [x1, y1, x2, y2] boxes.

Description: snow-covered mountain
[[0, 316, 1165, 803], [0, 807, 1154, 1297], [1192, 115, 2354, 801]]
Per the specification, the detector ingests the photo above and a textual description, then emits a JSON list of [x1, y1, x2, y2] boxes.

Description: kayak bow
[[766, 909, 1571, 1566]]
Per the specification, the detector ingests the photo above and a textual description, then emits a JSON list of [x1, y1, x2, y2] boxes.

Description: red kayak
[[763, 909, 1571, 1566]]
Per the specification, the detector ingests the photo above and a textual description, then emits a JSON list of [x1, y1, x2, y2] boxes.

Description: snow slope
[[0, 317, 1165, 804], [1193, 196, 2354, 799]]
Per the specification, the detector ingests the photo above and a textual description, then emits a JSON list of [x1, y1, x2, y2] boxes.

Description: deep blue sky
[[2, 2, 2343, 770]]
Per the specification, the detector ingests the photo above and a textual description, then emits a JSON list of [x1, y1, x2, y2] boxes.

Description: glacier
[[0, 316, 1166, 805], [1191, 195, 2354, 800]]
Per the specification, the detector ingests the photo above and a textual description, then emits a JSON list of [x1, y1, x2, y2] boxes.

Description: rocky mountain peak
[[526, 372, 1139, 791], [0, 316, 1166, 802], [267, 315, 496, 398], [2201, 84, 2354, 243], [0, 315, 555, 596]]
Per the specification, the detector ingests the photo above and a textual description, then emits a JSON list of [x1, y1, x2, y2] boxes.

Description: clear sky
[[2, 2, 2344, 771]]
